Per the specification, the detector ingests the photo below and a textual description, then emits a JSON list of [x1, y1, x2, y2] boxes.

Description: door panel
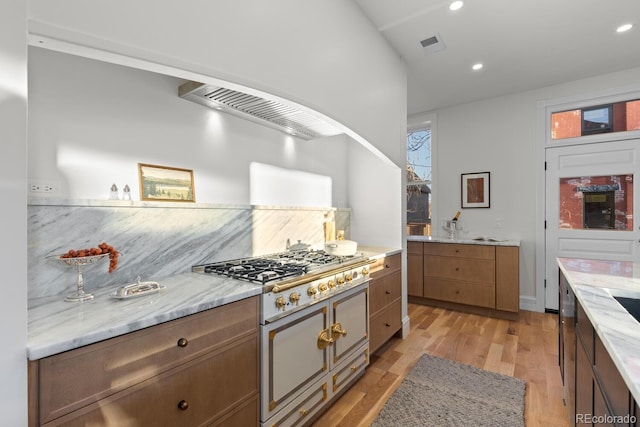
[[545, 139, 639, 310]]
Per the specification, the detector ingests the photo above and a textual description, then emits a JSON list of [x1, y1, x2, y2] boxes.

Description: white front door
[[545, 138, 639, 310]]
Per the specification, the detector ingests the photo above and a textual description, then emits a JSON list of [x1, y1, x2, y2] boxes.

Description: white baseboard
[[519, 295, 539, 312], [401, 315, 410, 338]]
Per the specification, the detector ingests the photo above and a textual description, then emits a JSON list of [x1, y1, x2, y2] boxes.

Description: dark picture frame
[[138, 163, 195, 202], [461, 172, 490, 208]]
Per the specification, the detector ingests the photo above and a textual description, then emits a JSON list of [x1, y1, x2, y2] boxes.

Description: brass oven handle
[[331, 322, 347, 340], [317, 329, 334, 349]]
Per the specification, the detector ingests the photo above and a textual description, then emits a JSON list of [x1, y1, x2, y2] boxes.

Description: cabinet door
[[407, 242, 423, 296], [496, 246, 519, 312], [331, 285, 369, 367], [576, 335, 593, 427]]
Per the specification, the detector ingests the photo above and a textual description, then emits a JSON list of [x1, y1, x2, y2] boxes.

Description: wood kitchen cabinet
[[408, 241, 519, 317], [28, 296, 260, 427], [368, 252, 402, 354], [407, 242, 423, 297], [559, 269, 637, 426]]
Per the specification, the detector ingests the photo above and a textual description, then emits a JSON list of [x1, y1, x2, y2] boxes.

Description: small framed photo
[[461, 172, 490, 208], [138, 163, 195, 202]]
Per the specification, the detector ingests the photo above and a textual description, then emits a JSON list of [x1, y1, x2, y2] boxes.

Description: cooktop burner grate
[[194, 250, 358, 285]]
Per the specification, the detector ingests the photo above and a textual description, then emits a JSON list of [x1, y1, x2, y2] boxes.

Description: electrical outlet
[[29, 180, 59, 194]]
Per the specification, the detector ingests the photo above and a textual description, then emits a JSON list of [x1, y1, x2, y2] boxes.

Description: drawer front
[[369, 270, 401, 315], [332, 344, 369, 393], [577, 300, 594, 364], [424, 256, 495, 284], [423, 243, 495, 260], [44, 334, 259, 427], [369, 253, 401, 279], [407, 241, 423, 255], [369, 300, 402, 353], [262, 379, 329, 427], [423, 278, 495, 308], [38, 296, 259, 424], [594, 335, 631, 419]]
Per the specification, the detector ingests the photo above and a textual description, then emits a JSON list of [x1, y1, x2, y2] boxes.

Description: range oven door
[[260, 283, 369, 424], [261, 300, 331, 421], [329, 284, 369, 368]]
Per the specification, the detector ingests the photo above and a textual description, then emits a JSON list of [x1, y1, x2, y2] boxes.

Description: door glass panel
[[551, 99, 640, 140], [559, 175, 633, 230]]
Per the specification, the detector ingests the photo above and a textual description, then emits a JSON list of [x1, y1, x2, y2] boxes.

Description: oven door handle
[[331, 322, 347, 340], [317, 328, 334, 349]]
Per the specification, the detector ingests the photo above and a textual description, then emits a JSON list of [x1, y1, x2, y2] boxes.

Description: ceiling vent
[[419, 33, 446, 55], [178, 81, 342, 140]]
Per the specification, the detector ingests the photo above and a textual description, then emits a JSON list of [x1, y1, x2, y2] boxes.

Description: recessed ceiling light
[[472, 63, 483, 71], [449, 1, 464, 11], [616, 23, 633, 33]]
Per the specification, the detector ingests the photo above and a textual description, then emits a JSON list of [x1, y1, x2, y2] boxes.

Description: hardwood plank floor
[[311, 303, 570, 427]]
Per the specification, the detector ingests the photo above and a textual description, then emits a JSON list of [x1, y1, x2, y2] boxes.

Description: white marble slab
[[27, 272, 262, 360], [557, 257, 640, 403], [407, 235, 520, 247]]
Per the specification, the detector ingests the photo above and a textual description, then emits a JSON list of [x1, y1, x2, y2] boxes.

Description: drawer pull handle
[[455, 267, 460, 271], [177, 400, 189, 411], [177, 338, 188, 348], [351, 365, 357, 372], [300, 409, 308, 417], [385, 323, 391, 327], [385, 290, 391, 295], [385, 264, 390, 268]]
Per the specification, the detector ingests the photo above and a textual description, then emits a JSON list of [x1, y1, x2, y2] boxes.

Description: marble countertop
[[557, 257, 640, 402], [27, 246, 398, 361], [27, 273, 262, 360], [407, 235, 520, 247]]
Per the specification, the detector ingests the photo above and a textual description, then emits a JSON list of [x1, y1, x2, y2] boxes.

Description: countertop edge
[[407, 236, 520, 247]]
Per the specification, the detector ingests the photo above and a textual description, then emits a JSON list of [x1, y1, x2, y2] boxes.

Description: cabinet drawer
[[369, 270, 401, 315], [332, 344, 369, 393], [423, 278, 495, 308], [424, 256, 495, 284], [369, 253, 401, 279], [423, 243, 495, 260], [369, 300, 401, 353], [265, 378, 329, 427], [595, 335, 631, 420], [577, 300, 594, 364], [407, 241, 423, 255], [38, 296, 259, 424], [43, 334, 259, 427]]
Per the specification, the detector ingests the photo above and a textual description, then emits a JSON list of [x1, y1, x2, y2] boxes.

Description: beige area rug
[[371, 353, 526, 427]]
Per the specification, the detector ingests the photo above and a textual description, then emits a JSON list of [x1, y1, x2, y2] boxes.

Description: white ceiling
[[354, 0, 640, 114]]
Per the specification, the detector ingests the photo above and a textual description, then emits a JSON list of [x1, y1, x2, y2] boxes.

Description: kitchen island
[[558, 257, 640, 424]]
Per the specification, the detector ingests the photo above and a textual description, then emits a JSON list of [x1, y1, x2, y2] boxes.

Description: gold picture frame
[[138, 163, 195, 202], [461, 171, 490, 208]]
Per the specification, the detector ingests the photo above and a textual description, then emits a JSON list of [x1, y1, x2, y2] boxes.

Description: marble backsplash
[[28, 198, 350, 301]]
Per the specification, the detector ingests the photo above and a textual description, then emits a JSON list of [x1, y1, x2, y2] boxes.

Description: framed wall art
[[138, 163, 195, 202], [461, 172, 490, 208]]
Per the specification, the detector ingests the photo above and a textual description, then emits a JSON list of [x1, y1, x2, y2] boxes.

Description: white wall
[[28, 48, 350, 207], [0, 0, 28, 424], [432, 65, 640, 308], [27, 0, 407, 168]]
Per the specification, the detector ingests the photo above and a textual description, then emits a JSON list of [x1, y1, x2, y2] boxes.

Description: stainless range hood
[[178, 81, 343, 140]]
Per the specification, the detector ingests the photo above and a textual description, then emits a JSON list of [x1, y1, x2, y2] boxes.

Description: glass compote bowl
[[52, 253, 109, 302]]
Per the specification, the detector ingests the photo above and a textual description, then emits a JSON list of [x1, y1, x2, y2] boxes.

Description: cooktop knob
[[307, 286, 318, 297], [337, 276, 345, 286], [362, 267, 369, 276], [318, 283, 328, 293], [289, 292, 300, 306], [345, 273, 353, 283], [328, 279, 336, 289], [275, 296, 287, 311]]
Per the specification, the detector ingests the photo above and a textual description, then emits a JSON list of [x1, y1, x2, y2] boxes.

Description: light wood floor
[[311, 303, 570, 427]]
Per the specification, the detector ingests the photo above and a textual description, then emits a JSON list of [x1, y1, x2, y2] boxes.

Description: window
[[551, 99, 640, 140], [407, 128, 432, 235]]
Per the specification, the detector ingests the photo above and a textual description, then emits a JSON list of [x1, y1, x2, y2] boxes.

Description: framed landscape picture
[[138, 163, 195, 202], [461, 172, 490, 208]]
